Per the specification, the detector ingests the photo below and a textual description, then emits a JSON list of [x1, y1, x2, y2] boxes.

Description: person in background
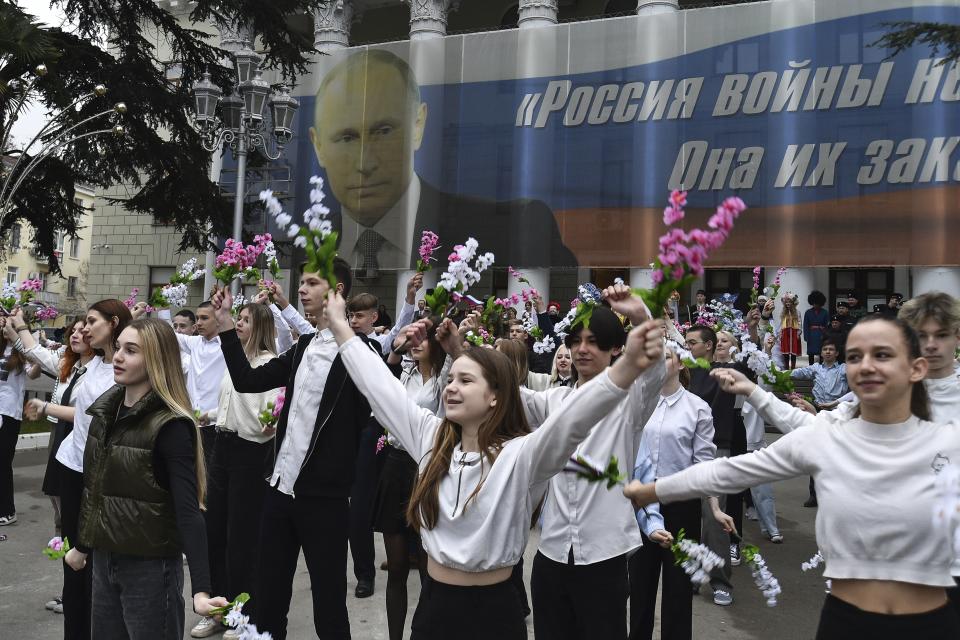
[[790, 339, 848, 410], [202, 303, 281, 640], [846, 292, 867, 320], [64, 319, 228, 639], [686, 290, 708, 325], [173, 310, 198, 336], [549, 344, 575, 388], [880, 293, 903, 318], [779, 294, 801, 370], [803, 291, 830, 364], [822, 315, 849, 362], [0, 314, 42, 526]]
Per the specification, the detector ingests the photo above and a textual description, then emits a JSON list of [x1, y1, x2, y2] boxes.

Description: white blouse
[[55, 356, 116, 472], [339, 336, 630, 572]]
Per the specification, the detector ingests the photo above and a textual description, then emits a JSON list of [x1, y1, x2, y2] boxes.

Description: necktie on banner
[[357, 228, 386, 276]]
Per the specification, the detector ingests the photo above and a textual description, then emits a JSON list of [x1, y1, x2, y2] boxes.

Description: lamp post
[[190, 38, 299, 293], [0, 64, 126, 220]]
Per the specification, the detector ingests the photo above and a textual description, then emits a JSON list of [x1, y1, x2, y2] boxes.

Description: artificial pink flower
[[663, 206, 685, 226], [669, 190, 688, 209]]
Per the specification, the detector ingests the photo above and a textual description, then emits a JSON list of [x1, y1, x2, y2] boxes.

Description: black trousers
[[948, 577, 960, 618], [531, 551, 629, 640], [206, 429, 271, 600], [629, 499, 701, 640], [0, 415, 22, 516], [411, 576, 526, 640], [348, 423, 379, 583], [252, 486, 351, 640], [59, 464, 92, 640], [815, 594, 960, 639]]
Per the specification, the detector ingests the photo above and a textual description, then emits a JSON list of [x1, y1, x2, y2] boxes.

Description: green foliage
[[873, 21, 960, 65], [0, 0, 325, 272], [761, 362, 795, 394]]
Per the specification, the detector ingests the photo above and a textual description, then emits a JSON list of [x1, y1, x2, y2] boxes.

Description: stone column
[[507, 268, 551, 304], [636, 0, 679, 15], [629, 268, 655, 289], [519, 0, 558, 29], [314, 0, 354, 53], [911, 267, 960, 299], [406, 0, 458, 41]]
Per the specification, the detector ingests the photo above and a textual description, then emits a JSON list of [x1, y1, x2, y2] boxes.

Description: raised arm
[[629, 426, 811, 507], [269, 302, 294, 353], [211, 288, 292, 392], [521, 320, 664, 486], [328, 292, 442, 459], [269, 281, 316, 336]]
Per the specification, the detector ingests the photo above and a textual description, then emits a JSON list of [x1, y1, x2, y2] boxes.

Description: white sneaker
[[223, 629, 241, 640], [190, 617, 223, 638], [53, 602, 63, 614], [0, 513, 17, 526], [45, 597, 62, 611]]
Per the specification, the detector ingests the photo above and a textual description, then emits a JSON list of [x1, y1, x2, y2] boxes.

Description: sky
[[9, 1, 74, 146]]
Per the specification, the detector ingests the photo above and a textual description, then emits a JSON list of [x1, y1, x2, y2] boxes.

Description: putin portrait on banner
[[310, 49, 577, 273]]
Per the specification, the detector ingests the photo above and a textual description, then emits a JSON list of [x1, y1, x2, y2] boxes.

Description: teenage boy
[[789, 339, 848, 410], [210, 258, 380, 640], [522, 285, 666, 640], [341, 276, 421, 598], [822, 315, 849, 362], [683, 314, 760, 607]]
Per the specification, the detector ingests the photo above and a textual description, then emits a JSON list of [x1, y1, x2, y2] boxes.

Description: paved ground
[[1, 437, 827, 639]]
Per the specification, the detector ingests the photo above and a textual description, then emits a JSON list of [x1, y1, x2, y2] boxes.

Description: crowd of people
[[2, 260, 960, 640]]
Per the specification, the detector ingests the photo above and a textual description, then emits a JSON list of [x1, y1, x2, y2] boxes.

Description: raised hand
[[394, 320, 430, 353], [710, 367, 757, 396], [436, 317, 463, 357], [210, 286, 234, 331], [130, 301, 149, 319], [406, 272, 424, 302], [602, 283, 648, 324], [622, 319, 663, 371]]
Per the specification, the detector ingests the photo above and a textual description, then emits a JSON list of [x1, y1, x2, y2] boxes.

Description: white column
[[406, 0, 457, 41], [768, 265, 815, 326], [314, 0, 354, 53], [507, 268, 550, 302], [911, 267, 960, 299], [394, 269, 416, 319], [636, 0, 679, 15], [203, 150, 225, 301], [518, 0, 558, 29], [629, 268, 654, 289]]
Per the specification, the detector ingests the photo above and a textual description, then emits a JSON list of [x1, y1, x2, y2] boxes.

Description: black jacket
[[412, 181, 578, 269], [219, 328, 379, 498]]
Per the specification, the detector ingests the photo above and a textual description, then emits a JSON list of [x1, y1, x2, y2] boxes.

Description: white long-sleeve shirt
[[640, 387, 716, 478], [55, 356, 116, 472], [210, 351, 280, 444], [520, 359, 665, 565], [656, 412, 960, 588], [371, 301, 416, 355], [339, 336, 632, 572], [173, 333, 226, 414]]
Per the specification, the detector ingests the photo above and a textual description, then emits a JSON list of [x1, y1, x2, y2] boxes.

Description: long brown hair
[[127, 319, 207, 507], [406, 347, 531, 531], [239, 303, 278, 361], [59, 319, 91, 382], [852, 315, 931, 421], [496, 339, 529, 385], [87, 299, 132, 356], [0, 335, 24, 373], [416, 315, 447, 381]]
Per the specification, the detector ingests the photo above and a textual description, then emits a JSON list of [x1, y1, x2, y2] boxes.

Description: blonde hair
[[127, 318, 206, 507], [240, 304, 278, 361], [549, 344, 575, 385]]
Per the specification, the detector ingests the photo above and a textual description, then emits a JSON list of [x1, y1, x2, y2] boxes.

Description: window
[[54, 230, 65, 253], [829, 268, 895, 312], [6, 267, 18, 285], [69, 236, 80, 258], [149, 266, 175, 304], [9, 224, 20, 251], [67, 276, 78, 298], [36, 272, 47, 291], [705, 268, 757, 313]]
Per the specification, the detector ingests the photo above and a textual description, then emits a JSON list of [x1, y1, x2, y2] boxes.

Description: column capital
[[636, 0, 679, 15], [314, 0, 355, 52], [404, 0, 460, 40], [519, 0, 558, 29]]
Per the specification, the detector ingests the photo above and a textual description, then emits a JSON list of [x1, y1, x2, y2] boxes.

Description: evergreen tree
[[0, 0, 324, 272]]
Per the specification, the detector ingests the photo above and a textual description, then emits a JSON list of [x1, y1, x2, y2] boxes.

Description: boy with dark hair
[[789, 339, 848, 410], [172, 309, 197, 335], [210, 256, 381, 640], [524, 286, 665, 640]]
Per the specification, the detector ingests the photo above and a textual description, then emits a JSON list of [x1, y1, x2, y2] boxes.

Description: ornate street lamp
[[190, 36, 299, 292], [0, 64, 127, 220]]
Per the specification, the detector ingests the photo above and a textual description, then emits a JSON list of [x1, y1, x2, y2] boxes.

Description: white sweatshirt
[[656, 411, 960, 587], [339, 336, 631, 572]]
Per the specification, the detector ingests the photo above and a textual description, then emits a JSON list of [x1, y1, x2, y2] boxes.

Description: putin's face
[[311, 62, 427, 226]]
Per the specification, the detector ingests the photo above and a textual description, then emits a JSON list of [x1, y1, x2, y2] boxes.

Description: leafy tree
[[874, 21, 960, 65], [0, 0, 324, 273]]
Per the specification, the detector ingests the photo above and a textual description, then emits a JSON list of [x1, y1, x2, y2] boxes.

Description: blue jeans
[[92, 550, 185, 640]]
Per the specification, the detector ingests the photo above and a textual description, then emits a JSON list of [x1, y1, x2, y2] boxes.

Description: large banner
[[284, 0, 960, 270]]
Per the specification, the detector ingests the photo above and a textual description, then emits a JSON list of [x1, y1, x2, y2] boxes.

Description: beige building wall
[[0, 184, 96, 327]]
